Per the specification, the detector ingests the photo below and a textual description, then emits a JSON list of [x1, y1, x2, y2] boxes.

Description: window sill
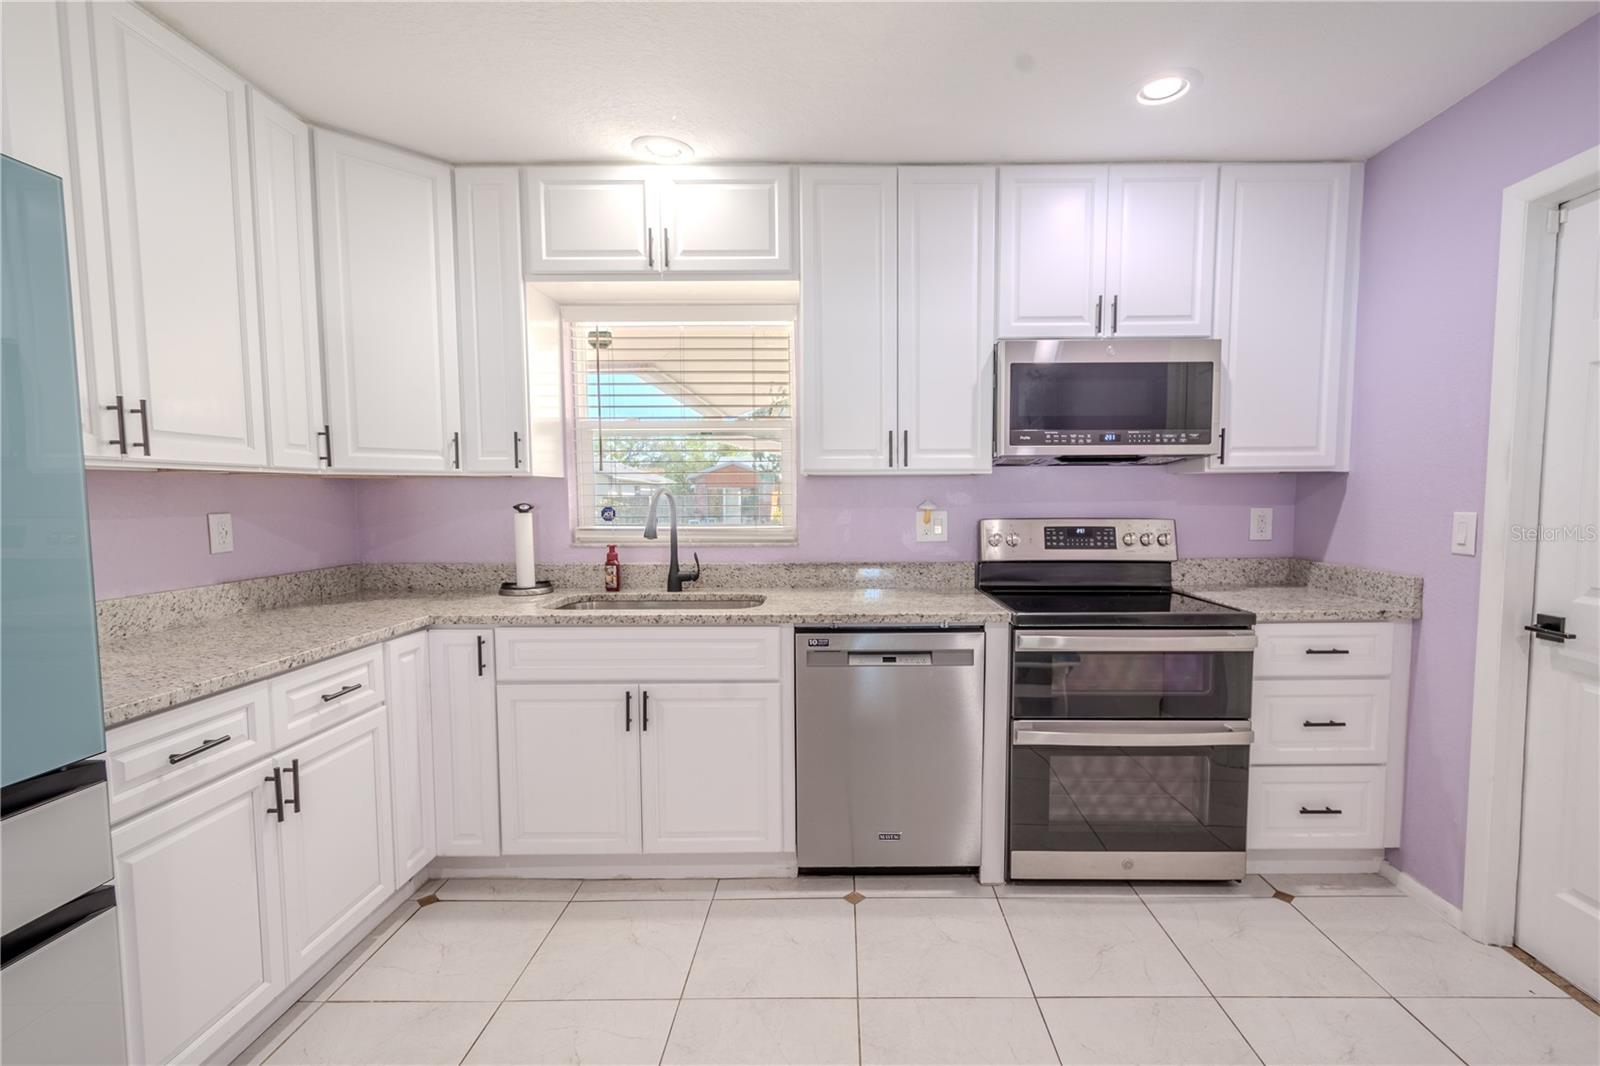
[[572, 527, 798, 548]]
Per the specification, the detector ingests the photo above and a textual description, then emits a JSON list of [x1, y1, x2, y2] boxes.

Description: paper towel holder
[[501, 502, 554, 597]]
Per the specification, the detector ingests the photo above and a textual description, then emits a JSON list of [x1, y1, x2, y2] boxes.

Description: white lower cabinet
[[112, 761, 286, 1066], [386, 633, 436, 882], [277, 709, 395, 981], [430, 630, 500, 856], [1248, 765, 1386, 850]]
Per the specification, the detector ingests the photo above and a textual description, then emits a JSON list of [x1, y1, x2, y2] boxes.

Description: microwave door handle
[[1013, 722, 1255, 748]]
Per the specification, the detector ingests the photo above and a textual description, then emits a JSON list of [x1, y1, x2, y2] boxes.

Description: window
[[568, 309, 795, 544]]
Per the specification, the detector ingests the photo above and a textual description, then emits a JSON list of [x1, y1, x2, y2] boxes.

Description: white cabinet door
[[799, 167, 898, 473], [498, 684, 642, 855], [429, 630, 499, 856], [1210, 163, 1359, 471], [92, 1, 267, 466], [996, 165, 1107, 338], [113, 760, 285, 1066], [522, 166, 657, 274], [455, 166, 529, 473], [385, 633, 435, 883], [248, 89, 326, 471], [315, 129, 461, 471], [897, 166, 995, 473], [277, 708, 395, 982], [1105, 164, 1217, 337], [640, 683, 784, 853], [658, 165, 793, 274]]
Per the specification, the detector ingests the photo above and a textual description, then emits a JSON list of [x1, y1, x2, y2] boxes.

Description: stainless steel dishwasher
[[795, 630, 985, 870]]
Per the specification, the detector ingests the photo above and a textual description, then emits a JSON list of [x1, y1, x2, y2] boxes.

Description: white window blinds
[[569, 318, 795, 543]]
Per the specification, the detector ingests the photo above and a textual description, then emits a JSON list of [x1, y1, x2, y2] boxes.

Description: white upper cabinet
[[314, 129, 461, 472], [897, 166, 995, 473], [523, 165, 793, 276], [996, 166, 1107, 338], [799, 167, 898, 473], [1207, 163, 1360, 471], [455, 166, 530, 473], [998, 163, 1217, 339], [248, 89, 327, 471], [1105, 164, 1218, 337], [92, 0, 268, 466]]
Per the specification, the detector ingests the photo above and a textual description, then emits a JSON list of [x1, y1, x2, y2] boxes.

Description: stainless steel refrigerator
[[1, 154, 128, 1065]]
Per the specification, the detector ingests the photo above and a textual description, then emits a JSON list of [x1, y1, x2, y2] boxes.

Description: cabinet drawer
[[106, 683, 273, 823], [1250, 679, 1389, 765], [1253, 623, 1394, 678], [270, 646, 385, 746], [496, 627, 783, 683], [1247, 765, 1385, 849]]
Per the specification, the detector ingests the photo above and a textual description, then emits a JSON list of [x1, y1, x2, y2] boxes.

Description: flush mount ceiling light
[[631, 135, 694, 162], [1136, 70, 1200, 106]]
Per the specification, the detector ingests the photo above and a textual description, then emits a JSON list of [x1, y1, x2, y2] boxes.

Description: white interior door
[[1515, 189, 1600, 998]]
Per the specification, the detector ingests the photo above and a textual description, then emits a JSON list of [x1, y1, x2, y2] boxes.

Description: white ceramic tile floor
[[242, 875, 1591, 1065]]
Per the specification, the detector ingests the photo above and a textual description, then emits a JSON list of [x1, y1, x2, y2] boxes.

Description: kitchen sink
[[553, 596, 766, 611]]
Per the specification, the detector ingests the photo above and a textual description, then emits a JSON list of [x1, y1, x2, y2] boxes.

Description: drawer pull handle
[[1298, 806, 1343, 816], [1302, 720, 1348, 729], [168, 734, 231, 764], [320, 683, 362, 703], [285, 758, 302, 814], [1304, 648, 1351, 655]]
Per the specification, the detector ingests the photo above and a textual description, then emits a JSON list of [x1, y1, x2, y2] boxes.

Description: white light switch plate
[[914, 509, 949, 543], [1249, 507, 1273, 541], [207, 512, 234, 554], [1451, 511, 1478, 556]]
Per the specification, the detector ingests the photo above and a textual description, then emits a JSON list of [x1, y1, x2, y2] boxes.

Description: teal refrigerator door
[[1, 154, 106, 787]]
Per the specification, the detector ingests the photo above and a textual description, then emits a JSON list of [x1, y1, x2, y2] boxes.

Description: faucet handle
[[685, 552, 701, 585]]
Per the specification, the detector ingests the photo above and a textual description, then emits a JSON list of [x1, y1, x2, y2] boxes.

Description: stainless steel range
[[978, 518, 1258, 881]]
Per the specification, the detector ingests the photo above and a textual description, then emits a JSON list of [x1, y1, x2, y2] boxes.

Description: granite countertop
[[1179, 584, 1422, 624], [98, 587, 1011, 726]]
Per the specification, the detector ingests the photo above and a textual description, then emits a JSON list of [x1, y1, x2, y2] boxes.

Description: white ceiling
[[149, 1, 1597, 165]]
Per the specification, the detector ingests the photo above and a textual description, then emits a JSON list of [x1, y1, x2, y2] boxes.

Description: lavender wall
[[85, 471, 362, 599], [357, 467, 1299, 566], [1294, 18, 1600, 907]]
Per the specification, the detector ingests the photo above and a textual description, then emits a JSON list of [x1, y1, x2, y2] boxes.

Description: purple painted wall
[[85, 471, 362, 599], [1295, 18, 1600, 907]]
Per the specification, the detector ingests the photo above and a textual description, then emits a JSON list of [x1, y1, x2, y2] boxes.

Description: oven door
[[1009, 720, 1252, 880], [1012, 629, 1255, 722]]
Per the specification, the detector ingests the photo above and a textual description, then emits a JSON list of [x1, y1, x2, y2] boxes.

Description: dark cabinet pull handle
[[663, 229, 670, 269], [1524, 614, 1576, 643], [1298, 806, 1342, 815], [1094, 295, 1103, 334], [903, 429, 909, 465], [1305, 648, 1351, 656], [131, 398, 151, 454], [265, 767, 285, 822], [167, 734, 231, 764], [285, 758, 301, 814], [1110, 295, 1119, 335], [476, 635, 487, 676], [641, 689, 650, 731], [1302, 720, 1347, 729], [1217, 426, 1226, 465], [887, 430, 895, 469], [451, 431, 461, 469], [647, 228, 654, 269], [320, 682, 362, 702], [513, 431, 522, 468], [317, 424, 333, 467], [624, 690, 633, 732], [105, 395, 128, 454]]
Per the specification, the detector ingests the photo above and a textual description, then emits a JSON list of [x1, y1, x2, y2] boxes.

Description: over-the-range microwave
[[994, 338, 1222, 465]]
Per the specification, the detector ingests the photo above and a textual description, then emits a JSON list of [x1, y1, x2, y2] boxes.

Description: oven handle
[[1012, 720, 1254, 748], [1014, 630, 1257, 653]]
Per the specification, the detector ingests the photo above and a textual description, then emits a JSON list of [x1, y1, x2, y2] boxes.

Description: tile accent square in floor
[[264, 1002, 495, 1065], [437, 878, 580, 902], [855, 898, 1032, 997], [1295, 896, 1566, 997], [661, 999, 859, 1066], [462, 1000, 678, 1065], [1001, 899, 1207, 997], [685, 899, 856, 998], [853, 874, 994, 898], [571, 878, 716, 902], [1039, 997, 1260, 1065], [1261, 873, 1400, 897], [1221, 997, 1459, 1064], [858, 998, 1058, 1065], [714, 876, 855, 900], [1147, 898, 1384, 997], [333, 901, 562, 1002], [509, 899, 709, 1001], [1400, 997, 1600, 1065]]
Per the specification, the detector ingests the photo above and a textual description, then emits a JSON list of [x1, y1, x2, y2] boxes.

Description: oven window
[[1009, 361, 1213, 432], [1010, 744, 1248, 854], [1013, 649, 1252, 720]]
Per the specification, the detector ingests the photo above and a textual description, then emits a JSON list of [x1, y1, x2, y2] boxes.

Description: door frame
[[1461, 144, 1600, 945]]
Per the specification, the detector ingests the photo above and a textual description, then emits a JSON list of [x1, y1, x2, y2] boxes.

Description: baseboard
[[1248, 849, 1384, 874], [1380, 860, 1463, 928], [430, 853, 798, 880]]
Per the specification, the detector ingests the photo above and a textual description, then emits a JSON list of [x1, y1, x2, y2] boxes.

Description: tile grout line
[[1135, 889, 1264, 1065], [453, 882, 579, 1066], [656, 880, 718, 1066], [993, 891, 1065, 1066], [852, 877, 864, 1065]]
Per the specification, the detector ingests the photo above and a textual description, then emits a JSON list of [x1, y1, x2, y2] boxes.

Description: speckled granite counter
[[98, 587, 1010, 727], [1175, 556, 1423, 624], [1178, 584, 1420, 623]]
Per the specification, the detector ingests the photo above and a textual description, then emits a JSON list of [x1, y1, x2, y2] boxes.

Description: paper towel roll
[[513, 503, 536, 588]]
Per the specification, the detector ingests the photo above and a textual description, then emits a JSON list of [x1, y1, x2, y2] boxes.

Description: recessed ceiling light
[[1136, 71, 1199, 106], [631, 135, 694, 162]]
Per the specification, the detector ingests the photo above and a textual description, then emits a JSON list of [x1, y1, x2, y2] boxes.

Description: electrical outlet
[[1451, 511, 1478, 556], [207, 512, 234, 554], [1249, 507, 1274, 541], [914, 507, 949, 543]]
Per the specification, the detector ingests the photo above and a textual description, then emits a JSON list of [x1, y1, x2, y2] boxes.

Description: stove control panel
[[978, 518, 1177, 562]]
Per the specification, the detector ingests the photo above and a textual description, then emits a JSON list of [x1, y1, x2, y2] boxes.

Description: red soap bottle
[[604, 544, 621, 592]]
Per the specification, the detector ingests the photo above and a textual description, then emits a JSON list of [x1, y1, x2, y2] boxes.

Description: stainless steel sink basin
[[553, 596, 766, 611]]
